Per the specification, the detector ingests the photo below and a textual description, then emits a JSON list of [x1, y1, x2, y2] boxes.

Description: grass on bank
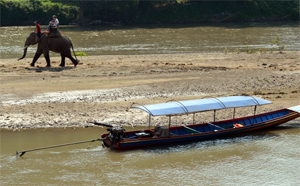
[[73, 51, 87, 57]]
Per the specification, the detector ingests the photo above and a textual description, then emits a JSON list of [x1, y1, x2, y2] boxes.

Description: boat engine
[[106, 127, 126, 143]]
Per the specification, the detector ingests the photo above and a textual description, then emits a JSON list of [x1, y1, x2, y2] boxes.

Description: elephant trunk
[[18, 42, 30, 61]]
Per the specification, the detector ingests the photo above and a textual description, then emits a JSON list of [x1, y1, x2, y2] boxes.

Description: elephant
[[18, 32, 79, 67]]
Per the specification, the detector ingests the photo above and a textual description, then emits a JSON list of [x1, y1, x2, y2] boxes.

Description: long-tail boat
[[101, 96, 300, 150], [16, 96, 300, 157]]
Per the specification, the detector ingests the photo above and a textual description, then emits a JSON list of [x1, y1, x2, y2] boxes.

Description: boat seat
[[207, 123, 224, 131], [183, 126, 201, 134]]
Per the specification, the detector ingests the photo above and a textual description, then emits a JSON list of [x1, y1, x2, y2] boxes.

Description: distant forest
[[1, 0, 299, 26]]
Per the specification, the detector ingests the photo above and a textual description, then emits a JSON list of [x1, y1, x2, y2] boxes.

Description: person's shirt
[[36, 24, 41, 33], [53, 19, 59, 27]]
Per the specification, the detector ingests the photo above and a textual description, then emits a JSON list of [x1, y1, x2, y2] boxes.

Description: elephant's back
[[46, 36, 72, 53], [61, 36, 73, 46]]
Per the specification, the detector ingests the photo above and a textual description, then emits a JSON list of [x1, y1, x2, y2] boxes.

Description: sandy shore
[[1, 52, 299, 129]]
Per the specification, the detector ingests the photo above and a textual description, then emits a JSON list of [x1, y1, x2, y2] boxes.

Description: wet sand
[[1, 52, 299, 129]]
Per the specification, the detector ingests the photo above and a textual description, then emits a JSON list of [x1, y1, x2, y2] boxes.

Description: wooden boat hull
[[102, 108, 300, 150]]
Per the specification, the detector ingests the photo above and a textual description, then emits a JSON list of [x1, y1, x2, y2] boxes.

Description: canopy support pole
[[252, 106, 257, 125], [214, 110, 216, 123], [214, 110, 216, 132], [193, 113, 195, 124], [148, 115, 151, 129], [233, 108, 236, 119], [169, 115, 171, 137]]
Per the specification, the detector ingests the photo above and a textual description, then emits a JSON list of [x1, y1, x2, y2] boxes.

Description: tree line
[[1, 0, 299, 26]]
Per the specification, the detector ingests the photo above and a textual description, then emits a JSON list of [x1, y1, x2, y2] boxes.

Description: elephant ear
[[32, 33, 39, 44]]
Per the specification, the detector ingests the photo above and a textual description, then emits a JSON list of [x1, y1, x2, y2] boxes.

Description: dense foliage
[[1, 0, 299, 26], [1, 0, 78, 26]]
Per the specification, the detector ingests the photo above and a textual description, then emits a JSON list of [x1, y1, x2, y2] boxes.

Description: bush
[[74, 51, 87, 56], [271, 35, 285, 53], [1, 0, 78, 26]]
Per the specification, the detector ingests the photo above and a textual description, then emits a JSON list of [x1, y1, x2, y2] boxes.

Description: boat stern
[[101, 127, 126, 149]]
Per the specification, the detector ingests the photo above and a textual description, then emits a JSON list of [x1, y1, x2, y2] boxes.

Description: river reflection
[[0, 22, 299, 59], [1, 123, 299, 185]]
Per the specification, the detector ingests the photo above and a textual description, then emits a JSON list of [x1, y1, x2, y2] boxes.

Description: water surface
[[0, 22, 299, 59], [1, 123, 299, 185]]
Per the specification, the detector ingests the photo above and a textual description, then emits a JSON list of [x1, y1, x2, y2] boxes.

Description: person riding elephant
[[18, 32, 79, 67], [46, 15, 59, 32], [34, 21, 41, 39]]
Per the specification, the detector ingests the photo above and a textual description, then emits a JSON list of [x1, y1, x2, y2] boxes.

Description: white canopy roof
[[131, 96, 272, 116]]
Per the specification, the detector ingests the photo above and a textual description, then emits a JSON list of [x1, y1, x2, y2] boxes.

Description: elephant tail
[[66, 37, 79, 62]]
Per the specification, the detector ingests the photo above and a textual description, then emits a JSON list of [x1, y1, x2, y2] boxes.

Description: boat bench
[[183, 126, 201, 134], [207, 123, 224, 131], [172, 124, 224, 135], [171, 127, 199, 135]]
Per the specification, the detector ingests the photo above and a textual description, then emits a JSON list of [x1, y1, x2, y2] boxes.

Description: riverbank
[[1, 52, 299, 129]]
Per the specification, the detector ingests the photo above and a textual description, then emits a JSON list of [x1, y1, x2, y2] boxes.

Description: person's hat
[[53, 15, 57, 18], [34, 21, 39, 24]]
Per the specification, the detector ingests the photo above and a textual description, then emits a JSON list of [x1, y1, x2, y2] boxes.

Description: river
[[1, 124, 300, 185], [1, 22, 300, 185], [0, 22, 299, 59]]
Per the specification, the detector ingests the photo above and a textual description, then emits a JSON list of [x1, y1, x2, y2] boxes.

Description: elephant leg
[[59, 54, 65, 67], [65, 54, 78, 67], [30, 50, 43, 66], [43, 52, 51, 67]]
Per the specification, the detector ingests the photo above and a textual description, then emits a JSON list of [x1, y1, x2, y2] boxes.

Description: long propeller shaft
[[16, 138, 103, 157]]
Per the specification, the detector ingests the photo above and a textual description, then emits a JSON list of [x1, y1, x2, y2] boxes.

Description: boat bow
[[288, 105, 300, 113]]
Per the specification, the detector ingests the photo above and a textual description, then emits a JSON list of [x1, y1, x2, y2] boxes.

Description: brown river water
[[0, 22, 299, 59], [1, 123, 300, 185], [1, 23, 300, 185]]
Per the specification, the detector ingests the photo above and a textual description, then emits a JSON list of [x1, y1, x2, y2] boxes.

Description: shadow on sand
[[24, 66, 75, 72]]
